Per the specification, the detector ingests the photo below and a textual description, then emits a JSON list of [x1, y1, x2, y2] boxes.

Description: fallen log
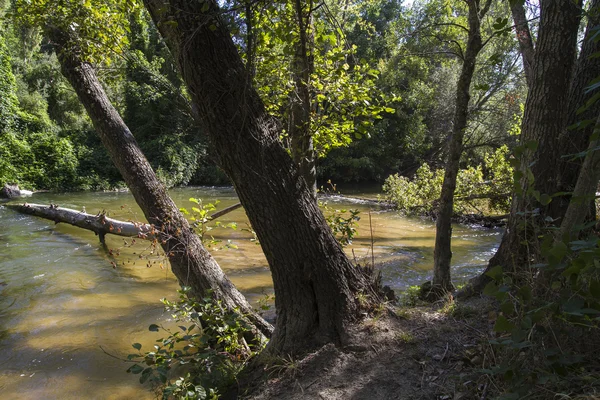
[[5, 203, 159, 243]]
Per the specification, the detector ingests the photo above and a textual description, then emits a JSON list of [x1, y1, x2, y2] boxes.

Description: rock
[[0, 184, 21, 199]]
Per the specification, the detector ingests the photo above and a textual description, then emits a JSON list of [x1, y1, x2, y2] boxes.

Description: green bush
[[127, 288, 261, 399], [383, 145, 513, 215]]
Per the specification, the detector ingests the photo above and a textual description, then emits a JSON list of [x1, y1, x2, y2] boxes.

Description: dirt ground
[[243, 297, 497, 400]]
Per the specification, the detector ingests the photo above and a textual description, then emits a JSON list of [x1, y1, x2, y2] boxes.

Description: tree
[[508, 0, 534, 88], [464, 0, 588, 295], [14, 0, 272, 337], [431, 0, 493, 296], [143, 0, 379, 354], [244, 0, 390, 196]]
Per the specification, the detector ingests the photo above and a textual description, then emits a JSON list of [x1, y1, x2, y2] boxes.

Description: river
[[0, 187, 502, 399]]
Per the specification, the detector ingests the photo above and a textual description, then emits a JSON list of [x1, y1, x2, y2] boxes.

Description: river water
[[0, 187, 502, 399]]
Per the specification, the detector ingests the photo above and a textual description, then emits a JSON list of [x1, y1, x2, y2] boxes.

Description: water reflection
[[0, 187, 502, 398]]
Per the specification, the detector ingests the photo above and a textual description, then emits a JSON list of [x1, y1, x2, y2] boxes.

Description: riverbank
[[242, 297, 495, 400], [240, 295, 600, 400]]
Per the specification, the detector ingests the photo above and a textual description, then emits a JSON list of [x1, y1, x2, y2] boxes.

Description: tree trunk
[[558, 127, 600, 239], [509, 0, 535, 88], [431, 0, 485, 296], [143, 0, 377, 354], [464, 0, 583, 296], [47, 28, 272, 338], [556, 0, 600, 218], [290, 0, 317, 198]]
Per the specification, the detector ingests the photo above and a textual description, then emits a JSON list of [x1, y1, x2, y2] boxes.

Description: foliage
[[482, 229, 600, 398], [478, 134, 600, 397], [318, 181, 361, 247], [180, 198, 239, 250], [13, 0, 137, 65], [383, 145, 513, 215], [127, 288, 261, 399], [324, 206, 361, 247], [400, 285, 424, 307], [0, 30, 18, 132], [247, 0, 394, 157]]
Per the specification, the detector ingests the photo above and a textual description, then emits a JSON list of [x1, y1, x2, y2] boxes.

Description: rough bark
[[556, 0, 600, 217], [48, 28, 272, 338], [509, 0, 535, 88], [432, 0, 486, 295], [464, 0, 583, 295], [290, 0, 317, 198], [143, 0, 377, 354], [558, 130, 600, 239]]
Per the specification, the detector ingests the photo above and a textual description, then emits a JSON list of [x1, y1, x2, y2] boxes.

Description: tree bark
[[143, 0, 377, 354], [431, 0, 486, 296], [556, 0, 600, 218], [509, 0, 535, 88], [290, 0, 317, 198], [558, 128, 600, 239], [47, 28, 272, 338], [464, 0, 583, 296]]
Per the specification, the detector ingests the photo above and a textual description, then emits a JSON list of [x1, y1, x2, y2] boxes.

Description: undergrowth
[[127, 288, 263, 399]]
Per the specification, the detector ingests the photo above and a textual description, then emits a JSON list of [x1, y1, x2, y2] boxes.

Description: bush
[[383, 145, 513, 215], [127, 288, 262, 399]]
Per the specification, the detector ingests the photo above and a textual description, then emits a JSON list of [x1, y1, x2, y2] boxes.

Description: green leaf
[[539, 193, 552, 205], [494, 315, 516, 333], [132, 343, 142, 351], [127, 364, 144, 374], [149, 324, 160, 332], [485, 265, 503, 281], [139, 367, 153, 384], [518, 285, 532, 302], [549, 241, 568, 261], [483, 281, 499, 296], [500, 301, 514, 316]]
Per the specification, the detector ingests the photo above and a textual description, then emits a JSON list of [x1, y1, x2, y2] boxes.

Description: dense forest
[[1, 0, 600, 399]]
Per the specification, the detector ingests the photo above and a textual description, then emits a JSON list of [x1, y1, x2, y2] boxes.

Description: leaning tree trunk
[[509, 0, 535, 88], [464, 0, 583, 296], [289, 0, 317, 199], [558, 124, 600, 239], [47, 28, 272, 338], [431, 0, 485, 296], [143, 0, 377, 354]]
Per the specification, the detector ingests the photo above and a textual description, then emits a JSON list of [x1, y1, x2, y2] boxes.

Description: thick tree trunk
[[464, 0, 583, 295], [431, 0, 485, 295], [47, 28, 272, 338], [290, 0, 317, 198], [143, 0, 377, 354], [556, 0, 600, 218], [509, 0, 535, 88]]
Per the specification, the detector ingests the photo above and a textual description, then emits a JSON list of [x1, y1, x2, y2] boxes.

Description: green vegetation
[[383, 145, 513, 216], [2, 0, 600, 399], [127, 288, 261, 399]]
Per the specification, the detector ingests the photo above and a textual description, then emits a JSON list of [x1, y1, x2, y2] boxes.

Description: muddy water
[[0, 187, 502, 399]]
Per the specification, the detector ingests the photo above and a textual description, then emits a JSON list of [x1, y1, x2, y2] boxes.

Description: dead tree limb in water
[[6, 203, 158, 243], [7, 202, 246, 242]]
